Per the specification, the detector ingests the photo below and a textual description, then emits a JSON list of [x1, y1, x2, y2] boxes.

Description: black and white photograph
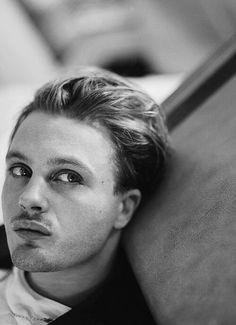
[[0, 1, 235, 324]]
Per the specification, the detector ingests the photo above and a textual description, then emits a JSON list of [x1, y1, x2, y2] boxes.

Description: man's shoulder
[[99, 247, 156, 324], [0, 224, 157, 324], [51, 247, 157, 325]]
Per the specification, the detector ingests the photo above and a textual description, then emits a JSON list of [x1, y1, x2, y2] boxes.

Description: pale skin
[[2, 112, 141, 306]]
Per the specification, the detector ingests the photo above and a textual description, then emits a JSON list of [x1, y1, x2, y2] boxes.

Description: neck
[[26, 233, 121, 307]]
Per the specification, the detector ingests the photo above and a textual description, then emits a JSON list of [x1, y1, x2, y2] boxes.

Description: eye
[[51, 170, 83, 185], [9, 165, 31, 178]]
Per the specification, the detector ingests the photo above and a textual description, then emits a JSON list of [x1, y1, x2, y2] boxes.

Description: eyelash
[[8, 164, 32, 178], [8, 165, 84, 185], [50, 169, 84, 185]]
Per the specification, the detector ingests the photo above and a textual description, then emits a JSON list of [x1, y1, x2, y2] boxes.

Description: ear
[[114, 189, 141, 230]]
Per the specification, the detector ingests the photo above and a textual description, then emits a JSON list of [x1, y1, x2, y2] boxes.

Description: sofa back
[[124, 35, 236, 324]]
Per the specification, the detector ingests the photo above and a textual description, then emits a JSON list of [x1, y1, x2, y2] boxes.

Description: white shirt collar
[[6, 267, 71, 324]]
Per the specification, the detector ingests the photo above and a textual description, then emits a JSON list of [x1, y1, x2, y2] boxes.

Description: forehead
[[9, 112, 115, 175]]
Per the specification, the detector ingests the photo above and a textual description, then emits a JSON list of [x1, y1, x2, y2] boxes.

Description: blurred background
[[0, 0, 236, 223]]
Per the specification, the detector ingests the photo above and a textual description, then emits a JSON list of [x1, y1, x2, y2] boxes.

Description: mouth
[[12, 220, 51, 240]]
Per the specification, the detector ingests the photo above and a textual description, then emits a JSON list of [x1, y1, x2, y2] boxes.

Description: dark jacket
[[0, 225, 157, 325]]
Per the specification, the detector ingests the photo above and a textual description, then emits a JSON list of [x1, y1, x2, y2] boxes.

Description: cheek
[[1, 182, 20, 251], [2, 182, 12, 217], [1, 184, 21, 239], [55, 194, 119, 241], [2, 181, 18, 214]]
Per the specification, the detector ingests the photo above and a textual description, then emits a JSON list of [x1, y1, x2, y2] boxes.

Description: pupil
[[19, 167, 25, 175], [68, 174, 75, 182]]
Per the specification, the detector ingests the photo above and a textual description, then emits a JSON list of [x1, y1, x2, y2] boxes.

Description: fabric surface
[[0, 269, 16, 324], [124, 75, 236, 324], [5, 267, 70, 324]]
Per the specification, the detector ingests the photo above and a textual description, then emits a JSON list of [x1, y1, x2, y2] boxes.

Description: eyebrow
[[6, 150, 94, 177], [6, 150, 29, 163], [47, 157, 94, 176]]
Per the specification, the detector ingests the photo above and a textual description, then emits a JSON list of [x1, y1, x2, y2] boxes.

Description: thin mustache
[[11, 212, 51, 228]]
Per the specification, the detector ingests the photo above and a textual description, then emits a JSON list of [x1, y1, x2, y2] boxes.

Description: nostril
[[19, 203, 26, 210], [18, 194, 49, 213], [19, 201, 43, 212], [31, 206, 42, 212]]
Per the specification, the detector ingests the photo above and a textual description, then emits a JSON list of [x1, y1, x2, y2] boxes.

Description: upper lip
[[11, 220, 51, 236]]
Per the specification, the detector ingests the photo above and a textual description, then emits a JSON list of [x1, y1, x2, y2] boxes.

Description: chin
[[11, 246, 59, 272]]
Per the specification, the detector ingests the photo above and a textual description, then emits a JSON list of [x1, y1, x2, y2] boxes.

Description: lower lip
[[14, 230, 50, 240]]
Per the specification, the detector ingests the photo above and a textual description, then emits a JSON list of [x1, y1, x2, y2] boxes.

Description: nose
[[18, 177, 49, 214]]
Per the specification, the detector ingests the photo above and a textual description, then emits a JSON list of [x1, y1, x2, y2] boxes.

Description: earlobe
[[114, 189, 141, 230]]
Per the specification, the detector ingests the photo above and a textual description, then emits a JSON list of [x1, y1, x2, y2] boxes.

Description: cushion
[[124, 75, 236, 324]]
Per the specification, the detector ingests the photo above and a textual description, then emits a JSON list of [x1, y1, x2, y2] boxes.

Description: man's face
[[2, 112, 123, 272]]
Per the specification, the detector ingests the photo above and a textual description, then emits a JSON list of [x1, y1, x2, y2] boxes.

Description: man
[[0, 67, 169, 324]]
